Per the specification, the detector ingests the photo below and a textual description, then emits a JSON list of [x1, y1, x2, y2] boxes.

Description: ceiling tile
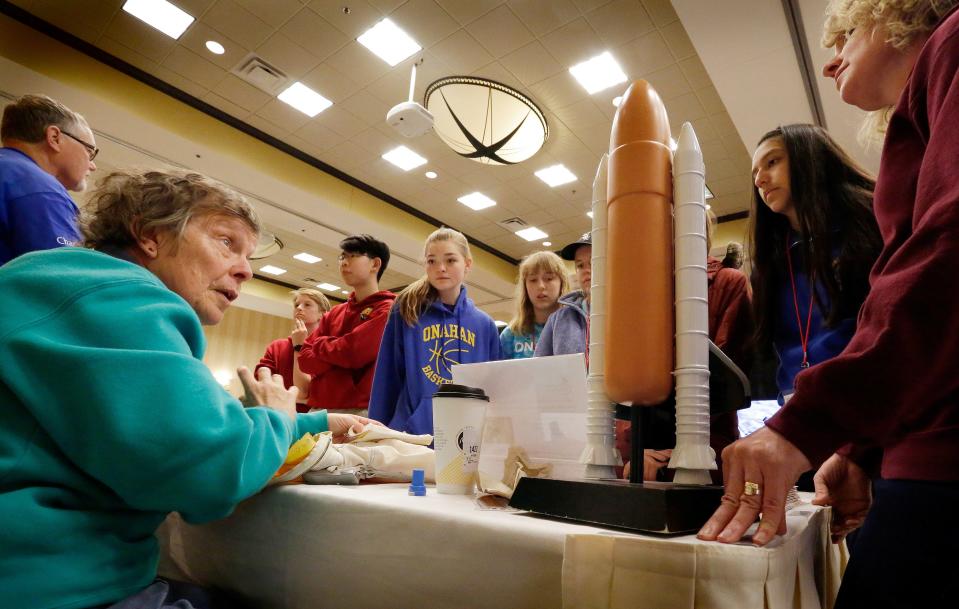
[[576, 118, 611, 155], [151, 64, 211, 99], [29, 0, 115, 41], [508, 0, 579, 37], [161, 45, 229, 88], [572, 0, 611, 11], [294, 120, 346, 151], [103, 12, 178, 63], [470, 61, 528, 95], [255, 32, 321, 80], [528, 71, 589, 111], [326, 41, 392, 88], [339, 89, 391, 124], [321, 139, 375, 171], [500, 41, 563, 87], [176, 0, 219, 15], [688, 116, 719, 144], [585, 0, 654, 47], [97, 36, 161, 73], [211, 74, 272, 112], [641, 0, 679, 27], [255, 98, 313, 133], [435, 0, 502, 25], [391, 0, 460, 48], [679, 56, 713, 90], [244, 113, 297, 141], [351, 127, 399, 156], [666, 92, 707, 131], [368, 0, 405, 12], [202, 0, 274, 49], [617, 30, 674, 77], [644, 64, 693, 101], [281, 8, 350, 61], [202, 91, 251, 120], [234, 0, 303, 28], [314, 105, 368, 139], [700, 139, 729, 166], [431, 30, 494, 74], [709, 111, 741, 142], [466, 5, 535, 58], [300, 63, 361, 104], [540, 17, 605, 69], [309, 0, 383, 39], [704, 157, 741, 183], [695, 85, 726, 115], [551, 97, 608, 133], [177, 21, 250, 71], [660, 19, 696, 61]]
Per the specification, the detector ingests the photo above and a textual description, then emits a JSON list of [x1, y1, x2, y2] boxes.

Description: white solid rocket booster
[[669, 121, 716, 485], [582, 153, 621, 479]]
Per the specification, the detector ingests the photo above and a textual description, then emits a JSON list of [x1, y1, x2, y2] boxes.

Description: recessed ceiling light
[[705, 203, 712, 210], [612, 96, 622, 107], [586, 211, 593, 218], [457, 192, 496, 211], [382, 146, 427, 171], [122, 0, 194, 39], [317, 282, 341, 291], [569, 51, 627, 95], [278, 82, 332, 117], [425, 171, 437, 179], [205, 40, 225, 55], [516, 227, 548, 241], [535, 164, 577, 187], [542, 241, 552, 247], [259, 265, 287, 276], [706, 185, 714, 199], [293, 252, 322, 264], [341, 290, 349, 295], [213, 369, 232, 387], [357, 18, 421, 66]]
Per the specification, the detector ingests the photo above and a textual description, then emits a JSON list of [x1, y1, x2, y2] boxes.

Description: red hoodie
[[297, 290, 396, 410], [767, 7, 959, 481]]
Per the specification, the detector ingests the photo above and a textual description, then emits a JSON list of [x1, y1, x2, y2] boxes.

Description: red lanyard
[[785, 234, 814, 368]]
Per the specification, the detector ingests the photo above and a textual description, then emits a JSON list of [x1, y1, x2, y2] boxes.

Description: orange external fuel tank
[[604, 80, 674, 405]]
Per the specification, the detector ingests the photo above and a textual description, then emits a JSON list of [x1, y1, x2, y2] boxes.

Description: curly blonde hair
[[823, 0, 958, 142], [508, 250, 569, 336], [81, 169, 259, 252]]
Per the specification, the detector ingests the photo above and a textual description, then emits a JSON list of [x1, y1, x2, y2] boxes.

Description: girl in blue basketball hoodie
[[369, 228, 502, 435]]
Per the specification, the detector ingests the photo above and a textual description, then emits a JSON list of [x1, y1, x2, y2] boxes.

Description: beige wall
[[203, 306, 291, 398]]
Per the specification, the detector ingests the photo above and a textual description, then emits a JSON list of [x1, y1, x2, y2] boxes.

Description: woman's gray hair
[[81, 169, 260, 251]]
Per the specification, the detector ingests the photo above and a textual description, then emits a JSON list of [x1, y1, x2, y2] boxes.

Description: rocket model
[[582, 153, 621, 479], [586, 80, 714, 483]]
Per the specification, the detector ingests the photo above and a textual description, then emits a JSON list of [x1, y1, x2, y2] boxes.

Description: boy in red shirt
[[297, 235, 396, 415]]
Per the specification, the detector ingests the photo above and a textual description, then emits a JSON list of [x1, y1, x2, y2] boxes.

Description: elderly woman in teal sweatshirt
[[0, 169, 372, 609]]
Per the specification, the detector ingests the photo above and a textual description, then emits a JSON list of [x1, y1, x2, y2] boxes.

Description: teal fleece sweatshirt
[[0, 248, 328, 609]]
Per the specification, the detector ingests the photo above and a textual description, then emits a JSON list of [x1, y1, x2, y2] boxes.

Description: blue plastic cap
[[409, 468, 427, 496]]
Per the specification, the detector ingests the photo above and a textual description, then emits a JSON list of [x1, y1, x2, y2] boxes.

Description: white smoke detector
[[386, 63, 433, 138]]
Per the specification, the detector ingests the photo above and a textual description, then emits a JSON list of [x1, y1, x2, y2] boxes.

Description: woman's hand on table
[[697, 426, 811, 546], [812, 453, 872, 543], [328, 413, 385, 442], [238, 366, 298, 421]]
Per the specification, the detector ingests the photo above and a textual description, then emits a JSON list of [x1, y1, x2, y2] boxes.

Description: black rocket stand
[[508, 342, 750, 535]]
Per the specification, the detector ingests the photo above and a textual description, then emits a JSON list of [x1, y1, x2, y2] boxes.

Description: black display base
[[508, 477, 724, 535]]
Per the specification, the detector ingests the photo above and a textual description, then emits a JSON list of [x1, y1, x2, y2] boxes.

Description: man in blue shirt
[[1, 94, 97, 265]]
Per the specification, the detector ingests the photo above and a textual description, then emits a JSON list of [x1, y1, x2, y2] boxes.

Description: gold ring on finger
[[743, 481, 760, 496]]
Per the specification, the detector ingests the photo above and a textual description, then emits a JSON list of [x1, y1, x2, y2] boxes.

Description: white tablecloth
[[158, 484, 845, 609]]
